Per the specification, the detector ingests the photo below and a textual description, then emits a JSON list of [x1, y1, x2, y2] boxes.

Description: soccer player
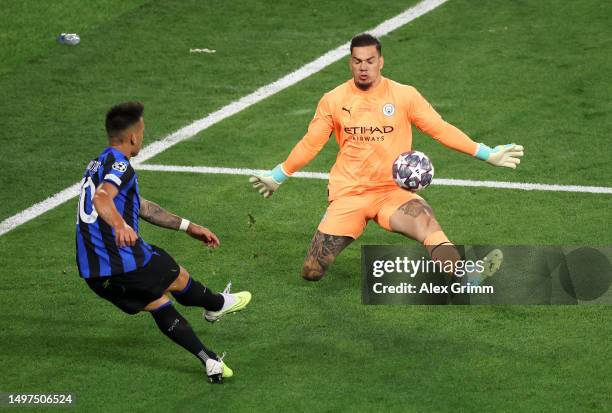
[[249, 33, 523, 281], [76, 102, 251, 383]]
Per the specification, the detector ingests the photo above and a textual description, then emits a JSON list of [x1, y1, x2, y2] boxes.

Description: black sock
[[151, 302, 217, 363], [171, 277, 224, 311]]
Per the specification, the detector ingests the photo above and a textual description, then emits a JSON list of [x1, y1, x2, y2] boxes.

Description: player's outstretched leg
[[145, 296, 233, 383], [391, 201, 505, 291], [301, 230, 353, 281], [389, 199, 462, 276], [167, 267, 251, 322]]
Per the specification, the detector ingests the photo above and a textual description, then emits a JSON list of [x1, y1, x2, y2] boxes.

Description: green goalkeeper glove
[[249, 164, 289, 198], [475, 143, 524, 169]]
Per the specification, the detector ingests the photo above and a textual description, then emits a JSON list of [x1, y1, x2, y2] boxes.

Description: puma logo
[[342, 107, 351, 115]]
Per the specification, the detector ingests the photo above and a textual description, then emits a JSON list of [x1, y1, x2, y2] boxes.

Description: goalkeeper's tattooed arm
[[139, 197, 181, 230]]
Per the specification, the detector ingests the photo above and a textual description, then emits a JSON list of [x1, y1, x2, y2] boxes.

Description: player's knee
[[301, 265, 326, 281], [144, 296, 170, 312], [394, 216, 441, 243], [177, 267, 190, 285], [423, 218, 442, 241], [166, 266, 190, 293]]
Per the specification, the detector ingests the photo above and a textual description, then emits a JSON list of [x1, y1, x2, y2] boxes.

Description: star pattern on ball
[[392, 151, 434, 192]]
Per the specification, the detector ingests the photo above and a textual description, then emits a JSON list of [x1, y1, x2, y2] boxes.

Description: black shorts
[[85, 246, 180, 315]]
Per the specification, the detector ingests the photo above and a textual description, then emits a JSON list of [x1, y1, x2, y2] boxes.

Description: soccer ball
[[392, 151, 434, 192]]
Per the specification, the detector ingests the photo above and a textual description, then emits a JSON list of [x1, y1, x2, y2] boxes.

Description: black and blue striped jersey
[[76, 147, 153, 278]]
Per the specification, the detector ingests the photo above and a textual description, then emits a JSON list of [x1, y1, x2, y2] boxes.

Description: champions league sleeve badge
[[112, 162, 128, 173]]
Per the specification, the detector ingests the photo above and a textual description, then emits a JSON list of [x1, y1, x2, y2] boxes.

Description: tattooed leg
[[389, 199, 461, 276], [301, 230, 353, 281], [389, 199, 441, 242]]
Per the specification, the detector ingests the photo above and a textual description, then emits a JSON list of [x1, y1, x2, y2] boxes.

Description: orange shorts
[[317, 188, 423, 239]]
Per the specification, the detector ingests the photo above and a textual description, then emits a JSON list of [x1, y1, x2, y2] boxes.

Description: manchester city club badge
[[382, 103, 395, 116]]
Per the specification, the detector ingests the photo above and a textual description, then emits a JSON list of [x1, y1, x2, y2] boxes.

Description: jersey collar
[[348, 76, 387, 95], [104, 146, 129, 161]]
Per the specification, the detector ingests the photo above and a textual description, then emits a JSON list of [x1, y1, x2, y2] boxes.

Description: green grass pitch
[[1, 0, 611, 412]]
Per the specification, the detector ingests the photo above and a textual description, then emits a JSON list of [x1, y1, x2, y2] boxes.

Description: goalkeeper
[[249, 33, 523, 281]]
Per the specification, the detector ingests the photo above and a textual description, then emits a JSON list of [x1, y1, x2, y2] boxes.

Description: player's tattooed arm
[[139, 196, 221, 247], [138, 196, 182, 230], [301, 230, 353, 280]]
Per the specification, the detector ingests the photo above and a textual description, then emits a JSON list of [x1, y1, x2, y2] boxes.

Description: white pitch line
[[136, 164, 612, 194], [0, 0, 449, 237], [0, 183, 82, 238], [136, 164, 330, 180], [134, 0, 449, 163], [432, 178, 612, 194]]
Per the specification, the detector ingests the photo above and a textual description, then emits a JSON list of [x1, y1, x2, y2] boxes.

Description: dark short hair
[[105, 101, 144, 138], [350, 33, 381, 55]]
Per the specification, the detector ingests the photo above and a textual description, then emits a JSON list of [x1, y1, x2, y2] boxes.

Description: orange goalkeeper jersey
[[281, 77, 479, 201]]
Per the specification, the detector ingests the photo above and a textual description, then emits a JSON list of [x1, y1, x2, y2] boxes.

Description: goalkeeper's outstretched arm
[[249, 95, 333, 198], [408, 87, 524, 169]]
